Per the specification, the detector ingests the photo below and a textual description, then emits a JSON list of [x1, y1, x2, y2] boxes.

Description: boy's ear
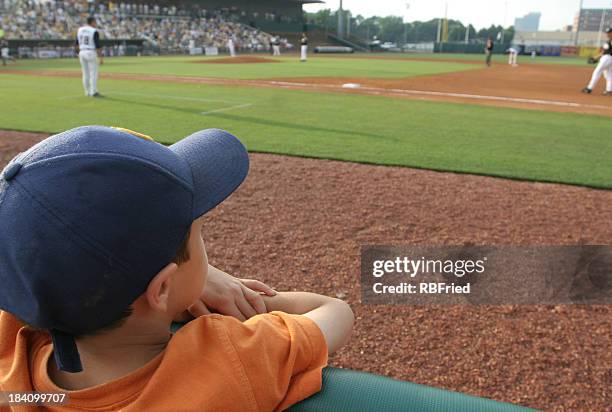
[[145, 263, 178, 312]]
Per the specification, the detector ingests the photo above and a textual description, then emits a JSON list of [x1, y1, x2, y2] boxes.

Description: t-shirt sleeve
[[224, 311, 328, 411], [0, 311, 25, 372]]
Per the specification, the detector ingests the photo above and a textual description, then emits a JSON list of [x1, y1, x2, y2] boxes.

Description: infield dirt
[[274, 62, 612, 116], [1, 130, 610, 411]]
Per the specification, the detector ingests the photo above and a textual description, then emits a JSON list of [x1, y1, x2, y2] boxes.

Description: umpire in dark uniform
[[485, 37, 494, 67]]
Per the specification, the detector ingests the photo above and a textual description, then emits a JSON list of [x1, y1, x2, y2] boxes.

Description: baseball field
[[1, 53, 611, 410]]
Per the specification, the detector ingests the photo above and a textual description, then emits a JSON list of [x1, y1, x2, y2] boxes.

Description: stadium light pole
[[501, 0, 508, 44], [404, 3, 410, 47], [347, 10, 351, 37], [442, 2, 448, 42], [436, 2, 443, 44], [597, 9, 607, 46], [575, 0, 584, 46], [338, 0, 344, 38]]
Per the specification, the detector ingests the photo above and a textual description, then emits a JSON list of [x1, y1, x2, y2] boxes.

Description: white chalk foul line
[[201, 103, 253, 115], [102, 90, 247, 105], [259, 80, 612, 111], [369, 87, 612, 110], [58, 90, 254, 114]]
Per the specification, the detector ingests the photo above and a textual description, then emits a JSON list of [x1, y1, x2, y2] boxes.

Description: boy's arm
[[175, 264, 276, 322], [263, 292, 354, 354]]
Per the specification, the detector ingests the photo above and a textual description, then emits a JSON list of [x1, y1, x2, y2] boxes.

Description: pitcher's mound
[[198, 56, 280, 64]]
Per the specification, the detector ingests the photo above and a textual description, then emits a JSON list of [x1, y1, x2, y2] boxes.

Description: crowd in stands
[[0, 0, 291, 52]]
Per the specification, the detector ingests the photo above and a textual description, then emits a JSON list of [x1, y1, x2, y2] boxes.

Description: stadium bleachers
[[0, 0, 289, 52]]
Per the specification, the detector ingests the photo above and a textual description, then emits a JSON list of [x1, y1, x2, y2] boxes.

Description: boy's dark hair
[[79, 229, 191, 337], [172, 228, 191, 265], [87, 17, 96, 25]]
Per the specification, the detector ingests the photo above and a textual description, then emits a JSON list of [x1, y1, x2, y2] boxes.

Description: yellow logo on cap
[[112, 127, 155, 142]]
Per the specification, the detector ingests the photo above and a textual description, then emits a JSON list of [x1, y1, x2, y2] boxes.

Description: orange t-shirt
[[0, 310, 328, 411]]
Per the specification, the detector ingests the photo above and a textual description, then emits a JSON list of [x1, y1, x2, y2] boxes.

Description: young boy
[[0, 126, 354, 411]]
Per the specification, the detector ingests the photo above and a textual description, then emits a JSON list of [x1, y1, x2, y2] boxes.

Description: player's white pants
[[79, 50, 99, 96], [301, 45, 308, 61], [508, 51, 518, 66], [587, 54, 612, 91], [273, 45, 281, 56]]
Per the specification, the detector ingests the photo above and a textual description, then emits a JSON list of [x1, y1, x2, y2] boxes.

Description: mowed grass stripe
[[0, 74, 610, 189]]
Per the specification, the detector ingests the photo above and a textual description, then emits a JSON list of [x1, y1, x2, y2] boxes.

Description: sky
[[303, 0, 612, 31]]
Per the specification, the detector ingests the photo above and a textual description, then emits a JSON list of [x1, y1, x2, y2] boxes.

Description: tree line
[[306, 9, 515, 44]]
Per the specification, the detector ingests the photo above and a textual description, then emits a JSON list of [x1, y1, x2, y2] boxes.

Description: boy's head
[[87, 17, 97, 27], [606, 28, 612, 39], [0, 126, 249, 373], [94, 216, 206, 338]]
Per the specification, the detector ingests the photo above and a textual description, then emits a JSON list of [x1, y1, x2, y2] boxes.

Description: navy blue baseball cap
[[0, 126, 249, 373]]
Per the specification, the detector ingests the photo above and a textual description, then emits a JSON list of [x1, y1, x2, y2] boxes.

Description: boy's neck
[[48, 316, 172, 390]]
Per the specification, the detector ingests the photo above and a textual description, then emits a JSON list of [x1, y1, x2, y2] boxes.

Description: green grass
[[5, 54, 479, 79], [0, 73, 610, 189]]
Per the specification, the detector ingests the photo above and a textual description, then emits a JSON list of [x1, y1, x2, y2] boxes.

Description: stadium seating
[[0, 0, 280, 52]]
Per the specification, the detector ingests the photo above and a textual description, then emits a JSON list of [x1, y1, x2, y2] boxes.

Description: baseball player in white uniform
[[272, 36, 281, 56], [76, 17, 103, 97], [583, 28, 612, 95], [227, 37, 236, 57], [507, 47, 518, 66], [300, 33, 308, 62]]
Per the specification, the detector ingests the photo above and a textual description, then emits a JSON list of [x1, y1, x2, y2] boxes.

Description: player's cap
[[0, 126, 249, 373], [606, 27, 612, 33]]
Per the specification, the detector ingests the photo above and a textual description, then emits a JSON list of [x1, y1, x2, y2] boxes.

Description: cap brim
[[170, 129, 249, 218]]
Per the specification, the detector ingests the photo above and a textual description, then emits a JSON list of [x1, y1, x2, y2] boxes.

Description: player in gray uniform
[[272, 35, 281, 56], [76, 17, 104, 97], [582, 28, 612, 95]]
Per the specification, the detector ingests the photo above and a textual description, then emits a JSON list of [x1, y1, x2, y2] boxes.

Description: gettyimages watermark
[[361, 245, 612, 305]]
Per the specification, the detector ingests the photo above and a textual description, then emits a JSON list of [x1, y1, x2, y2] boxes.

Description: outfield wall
[[434, 42, 511, 54], [3, 39, 147, 59]]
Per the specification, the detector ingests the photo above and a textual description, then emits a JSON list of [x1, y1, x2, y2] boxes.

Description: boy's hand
[[187, 265, 276, 321]]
